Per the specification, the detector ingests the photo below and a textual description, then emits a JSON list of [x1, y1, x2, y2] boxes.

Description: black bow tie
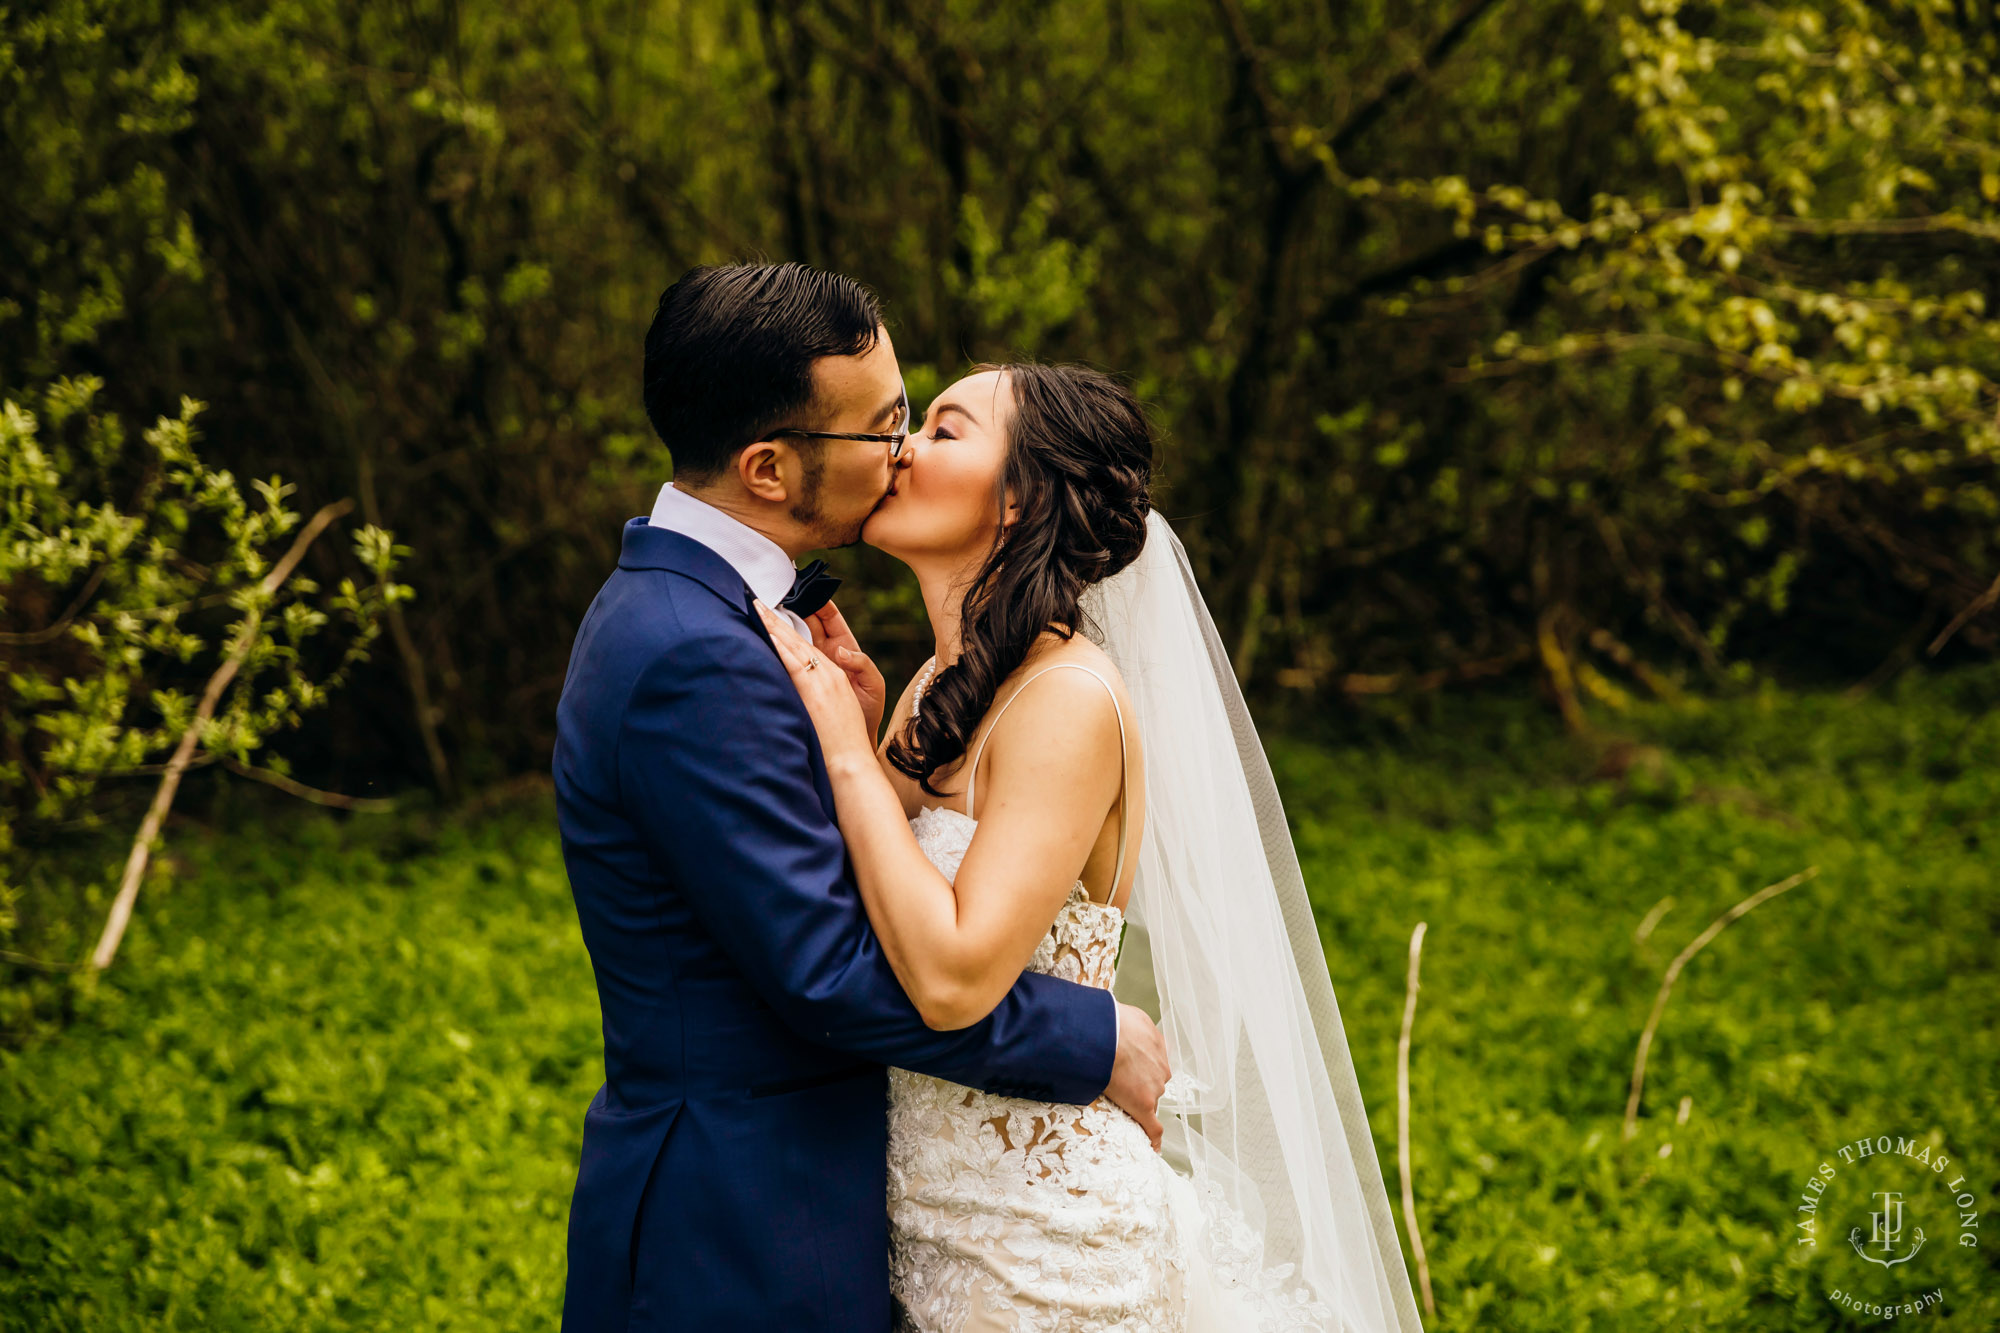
[[779, 559, 842, 619]]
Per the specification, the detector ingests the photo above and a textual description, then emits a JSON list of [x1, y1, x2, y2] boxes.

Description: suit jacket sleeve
[[614, 612, 1118, 1105]]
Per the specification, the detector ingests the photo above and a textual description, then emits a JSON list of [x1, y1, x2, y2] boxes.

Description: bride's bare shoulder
[[997, 634, 1137, 746], [1017, 631, 1124, 688], [975, 635, 1143, 839]]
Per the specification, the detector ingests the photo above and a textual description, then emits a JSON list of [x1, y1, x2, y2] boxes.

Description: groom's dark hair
[[643, 262, 884, 484]]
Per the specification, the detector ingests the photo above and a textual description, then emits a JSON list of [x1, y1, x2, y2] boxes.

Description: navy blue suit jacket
[[553, 518, 1118, 1332]]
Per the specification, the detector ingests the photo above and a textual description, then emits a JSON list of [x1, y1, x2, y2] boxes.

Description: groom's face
[[791, 326, 905, 549]]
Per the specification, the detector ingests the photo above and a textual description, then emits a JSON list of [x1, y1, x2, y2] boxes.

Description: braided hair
[[886, 363, 1154, 796]]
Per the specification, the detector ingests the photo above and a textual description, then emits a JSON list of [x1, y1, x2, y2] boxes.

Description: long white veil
[[1082, 510, 1425, 1333]]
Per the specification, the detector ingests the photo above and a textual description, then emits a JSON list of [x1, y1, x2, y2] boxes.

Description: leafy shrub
[[1, 377, 405, 973]]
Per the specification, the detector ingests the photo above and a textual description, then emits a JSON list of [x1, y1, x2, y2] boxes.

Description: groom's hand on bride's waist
[[1104, 1003, 1170, 1152]]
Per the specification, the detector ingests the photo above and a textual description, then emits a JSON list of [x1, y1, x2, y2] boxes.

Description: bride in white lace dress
[[891, 662, 1181, 1332], [757, 364, 1423, 1333]]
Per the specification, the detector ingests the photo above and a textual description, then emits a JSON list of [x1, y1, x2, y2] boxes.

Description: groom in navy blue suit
[[553, 263, 1170, 1331]]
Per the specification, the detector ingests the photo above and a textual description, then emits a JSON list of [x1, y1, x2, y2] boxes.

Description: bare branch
[[1928, 568, 2000, 657], [1329, 0, 1507, 159], [90, 499, 355, 972], [1336, 644, 1533, 695], [1769, 212, 2000, 243], [1209, 0, 1302, 173], [1536, 607, 1590, 735], [1587, 627, 1685, 703], [1397, 921, 1437, 1320], [0, 565, 107, 645], [1623, 867, 1820, 1140], [358, 451, 454, 800], [0, 949, 84, 973], [1633, 896, 1676, 945], [217, 757, 397, 812]]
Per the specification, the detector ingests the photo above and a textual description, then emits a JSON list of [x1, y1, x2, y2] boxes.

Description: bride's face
[[862, 369, 1018, 565]]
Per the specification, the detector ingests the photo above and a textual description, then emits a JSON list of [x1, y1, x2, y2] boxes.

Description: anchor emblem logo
[[1849, 1191, 1926, 1268]]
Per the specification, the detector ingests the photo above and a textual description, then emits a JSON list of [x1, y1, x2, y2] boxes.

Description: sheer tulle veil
[[1082, 510, 1425, 1332]]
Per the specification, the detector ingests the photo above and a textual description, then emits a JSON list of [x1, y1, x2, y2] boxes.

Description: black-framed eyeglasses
[[766, 383, 915, 458]]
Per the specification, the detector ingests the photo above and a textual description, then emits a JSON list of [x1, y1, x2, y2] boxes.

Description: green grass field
[[4, 671, 1996, 1330]]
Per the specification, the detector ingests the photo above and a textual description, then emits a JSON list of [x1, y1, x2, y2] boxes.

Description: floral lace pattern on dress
[[888, 805, 1186, 1333], [1181, 1172, 1337, 1330]]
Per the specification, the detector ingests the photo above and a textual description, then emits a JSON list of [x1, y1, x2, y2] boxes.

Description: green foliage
[[1315, 0, 2000, 683], [2, 678, 1994, 1327], [7, 0, 1995, 787], [3, 0, 671, 781], [0, 801, 597, 1330], [1274, 666, 2000, 1329], [0, 0, 203, 377], [0, 378, 407, 956]]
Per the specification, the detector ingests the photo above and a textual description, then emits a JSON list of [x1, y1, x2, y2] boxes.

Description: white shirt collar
[[647, 482, 812, 640]]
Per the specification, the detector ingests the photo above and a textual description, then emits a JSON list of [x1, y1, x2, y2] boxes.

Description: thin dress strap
[[964, 664, 1131, 904]]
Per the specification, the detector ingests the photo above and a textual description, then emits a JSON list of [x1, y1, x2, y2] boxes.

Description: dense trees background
[[7, 0, 1999, 802]]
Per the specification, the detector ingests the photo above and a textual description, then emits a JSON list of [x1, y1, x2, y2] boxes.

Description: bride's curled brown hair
[[888, 363, 1154, 797]]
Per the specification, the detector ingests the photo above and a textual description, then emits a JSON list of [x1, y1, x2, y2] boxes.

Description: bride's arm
[[755, 603, 1122, 1030]]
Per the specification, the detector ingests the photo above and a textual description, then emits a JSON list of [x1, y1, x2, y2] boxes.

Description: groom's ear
[[736, 438, 799, 504]]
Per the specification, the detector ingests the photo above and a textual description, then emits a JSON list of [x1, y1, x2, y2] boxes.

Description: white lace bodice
[[909, 805, 1126, 988], [888, 804, 1185, 1333]]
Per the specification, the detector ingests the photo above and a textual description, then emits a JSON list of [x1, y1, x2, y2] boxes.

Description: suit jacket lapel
[[615, 518, 841, 824], [735, 585, 841, 824]]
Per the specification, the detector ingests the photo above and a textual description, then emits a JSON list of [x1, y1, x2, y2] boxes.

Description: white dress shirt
[[648, 482, 814, 643]]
